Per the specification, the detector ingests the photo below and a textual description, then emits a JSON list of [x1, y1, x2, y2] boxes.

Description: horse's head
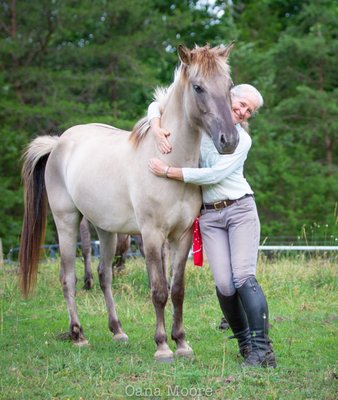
[[177, 43, 238, 154]]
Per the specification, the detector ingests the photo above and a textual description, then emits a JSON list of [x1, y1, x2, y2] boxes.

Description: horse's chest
[[156, 187, 201, 224]]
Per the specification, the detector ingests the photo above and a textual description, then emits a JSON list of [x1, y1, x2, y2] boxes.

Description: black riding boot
[[216, 287, 252, 359], [237, 277, 276, 368]]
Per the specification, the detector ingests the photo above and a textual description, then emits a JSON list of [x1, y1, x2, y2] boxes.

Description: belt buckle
[[214, 200, 226, 211]]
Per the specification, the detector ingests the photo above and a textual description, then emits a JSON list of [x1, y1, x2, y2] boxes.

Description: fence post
[[0, 238, 3, 269]]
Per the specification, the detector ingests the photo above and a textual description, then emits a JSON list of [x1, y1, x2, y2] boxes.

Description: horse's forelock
[[180, 45, 231, 83]]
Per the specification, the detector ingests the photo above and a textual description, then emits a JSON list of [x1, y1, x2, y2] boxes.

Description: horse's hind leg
[[54, 211, 88, 345], [79, 217, 94, 290], [169, 232, 194, 358], [96, 228, 128, 341]]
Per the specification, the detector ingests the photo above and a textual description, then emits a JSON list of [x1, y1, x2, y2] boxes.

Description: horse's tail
[[19, 135, 59, 297]]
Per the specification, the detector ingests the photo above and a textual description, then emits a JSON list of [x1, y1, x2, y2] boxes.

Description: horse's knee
[[170, 284, 184, 305], [152, 286, 168, 307]]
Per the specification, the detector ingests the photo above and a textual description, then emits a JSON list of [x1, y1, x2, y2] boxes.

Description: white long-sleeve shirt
[[148, 101, 254, 203]]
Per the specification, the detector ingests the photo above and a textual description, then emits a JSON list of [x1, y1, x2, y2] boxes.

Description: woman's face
[[231, 94, 259, 124]]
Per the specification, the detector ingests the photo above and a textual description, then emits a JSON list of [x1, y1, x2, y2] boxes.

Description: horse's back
[[46, 124, 139, 231]]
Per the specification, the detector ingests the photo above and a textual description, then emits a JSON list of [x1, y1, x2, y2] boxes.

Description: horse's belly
[[69, 176, 139, 233]]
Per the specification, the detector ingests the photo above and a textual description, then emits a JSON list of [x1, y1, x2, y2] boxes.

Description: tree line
[[0, 0, 337, 253]]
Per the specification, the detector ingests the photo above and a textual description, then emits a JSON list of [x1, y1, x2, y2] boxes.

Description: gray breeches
[[199, 195, 260, 296]]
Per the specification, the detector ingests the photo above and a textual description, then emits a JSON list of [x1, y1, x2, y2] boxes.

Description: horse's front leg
[[142, 231, 172, 362], [96, 228, 128, 341], [169, 231, 194, 358], [55, 212, 88, 345]]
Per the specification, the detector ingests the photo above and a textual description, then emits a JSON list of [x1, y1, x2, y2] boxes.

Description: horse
[[79, 217, 131, 290], [19, 43, 238, 362]]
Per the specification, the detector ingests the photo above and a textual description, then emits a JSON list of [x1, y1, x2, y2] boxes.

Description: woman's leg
[[199, 209, 234, 296], [237, 278, 276, 367], [227, 196, 260, 288], [215, 288, 251, 358], [227, 197, 276, 367], [199, 210, 251, 357]]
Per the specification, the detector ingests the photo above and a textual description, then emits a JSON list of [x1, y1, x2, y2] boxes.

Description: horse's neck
[[161, 89, 202, 167]]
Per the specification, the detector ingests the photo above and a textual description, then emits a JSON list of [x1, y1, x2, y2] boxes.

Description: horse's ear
[[219, 41, 235, 58], [178, 45, 191, 65]]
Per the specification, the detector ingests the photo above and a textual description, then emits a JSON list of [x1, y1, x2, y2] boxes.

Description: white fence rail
[[258, 245, 338, 251], [5, 240, 338, 263]]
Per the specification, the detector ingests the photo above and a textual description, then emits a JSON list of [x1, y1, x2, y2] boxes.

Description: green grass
[[0, 255, 337, 399]]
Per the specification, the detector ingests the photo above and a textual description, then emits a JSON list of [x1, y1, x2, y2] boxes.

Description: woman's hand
[[148, 158, 184, 181], [148, 158, 168, 177], [149, 117, 172, 154], [155, 128, 172, 154]]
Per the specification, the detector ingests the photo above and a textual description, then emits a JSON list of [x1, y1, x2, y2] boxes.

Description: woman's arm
[[148, 158, 183, 181], [148, 129, 251, 185], [148, 153, 246, 184], [148, 102, 172, 154], [181, 151, 247, 185]]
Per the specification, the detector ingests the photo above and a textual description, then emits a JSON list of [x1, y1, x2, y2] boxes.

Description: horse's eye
[[193, 84, 204, 94]]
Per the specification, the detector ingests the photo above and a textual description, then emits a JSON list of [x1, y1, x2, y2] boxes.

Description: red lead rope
[[192, 217, 203, 267]]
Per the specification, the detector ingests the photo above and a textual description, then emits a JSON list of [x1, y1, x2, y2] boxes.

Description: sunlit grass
[[0, 255, 336, 399]]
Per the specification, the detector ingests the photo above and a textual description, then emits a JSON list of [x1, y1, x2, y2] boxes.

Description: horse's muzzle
[[216, 130, 239, 154]]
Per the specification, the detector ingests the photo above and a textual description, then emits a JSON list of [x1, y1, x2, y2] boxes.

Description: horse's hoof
[[113, 333, 129, 342], [73, 338, 89, 347], [175, 346, 194, 359], [56, 332, 89, 347], [154, 349, 174, 363], [57, 331, 72, 341]]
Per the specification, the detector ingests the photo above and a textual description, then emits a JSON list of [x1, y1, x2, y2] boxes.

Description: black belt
[[202, 194, 253, 211]]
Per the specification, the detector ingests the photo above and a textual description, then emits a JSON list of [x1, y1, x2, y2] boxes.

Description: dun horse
[[19, 44, 238, 361]]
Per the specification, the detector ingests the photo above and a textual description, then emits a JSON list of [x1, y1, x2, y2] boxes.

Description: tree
[[0, 0, 336, 252], [236, 0, 338, 239], [0, 0, 236, 252]]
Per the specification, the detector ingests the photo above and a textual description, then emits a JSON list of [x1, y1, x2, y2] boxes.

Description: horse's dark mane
[[129, 117, 150, 147], [129, 85, 173, 147]]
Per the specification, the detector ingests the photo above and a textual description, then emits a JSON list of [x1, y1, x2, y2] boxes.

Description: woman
[[148, 84, 276, 368]]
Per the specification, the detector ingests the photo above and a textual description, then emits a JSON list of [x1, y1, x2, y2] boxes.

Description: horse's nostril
[[220, 134, 226, 145]]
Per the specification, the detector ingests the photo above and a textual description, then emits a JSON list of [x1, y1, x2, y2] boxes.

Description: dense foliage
[[0, 0, 337, 253]]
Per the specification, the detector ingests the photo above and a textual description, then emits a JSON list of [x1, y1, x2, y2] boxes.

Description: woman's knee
[[233, 273, 256, 289], [215, 282, 236, 297]]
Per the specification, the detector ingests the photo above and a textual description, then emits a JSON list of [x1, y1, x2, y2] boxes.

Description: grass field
[[0, 255, 337, 399]]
